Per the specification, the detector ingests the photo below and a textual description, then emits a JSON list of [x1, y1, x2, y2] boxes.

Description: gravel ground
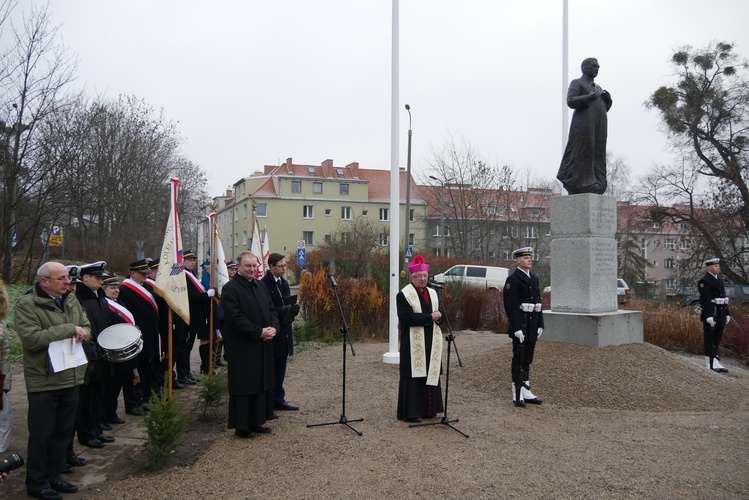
[[9, 332, 749, 499]]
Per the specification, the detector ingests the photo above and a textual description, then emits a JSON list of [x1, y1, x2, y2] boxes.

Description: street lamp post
[[404, 104, 412, 267], [429, 175, 445, 257]]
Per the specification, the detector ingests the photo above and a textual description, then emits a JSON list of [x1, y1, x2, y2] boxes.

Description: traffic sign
[[297, 239, 306, 249], [49, 222, 64, 247], [297, 248, 307, 266], [405, 246, 413, 258]]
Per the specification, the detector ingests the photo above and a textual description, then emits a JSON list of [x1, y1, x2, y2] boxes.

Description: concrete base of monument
[[542, 310, 643, 347]]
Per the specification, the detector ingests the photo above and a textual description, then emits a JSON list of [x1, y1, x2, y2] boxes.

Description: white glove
[[725, 315, 731, 324], [207, 289, 216, 298], [537, 328, 543, 339], [513, 330, 525, 343], [706, 317, 715, 327]]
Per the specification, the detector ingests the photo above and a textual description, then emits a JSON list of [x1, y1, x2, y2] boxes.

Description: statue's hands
[[537, 328, 543, 339], [513, 330, 525, 343], [706, 317, 715, 327]]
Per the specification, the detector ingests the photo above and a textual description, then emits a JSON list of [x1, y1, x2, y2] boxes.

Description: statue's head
[[581, 58, 599, 78]]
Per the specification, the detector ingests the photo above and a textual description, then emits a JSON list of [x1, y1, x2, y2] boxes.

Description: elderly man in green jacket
[[15, 261, 91, 500]]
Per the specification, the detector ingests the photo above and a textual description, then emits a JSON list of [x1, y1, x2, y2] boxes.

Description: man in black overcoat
[[698, 258, 731, 373], [221, 251, 279, 438], [503, 247, 544, 407]]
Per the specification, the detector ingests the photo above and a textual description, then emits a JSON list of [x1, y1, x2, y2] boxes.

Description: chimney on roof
[[321, 159, 334, 178], [286, 158, 293, 167], [346, 161, 360, 178], [226, 188, 232, 197]]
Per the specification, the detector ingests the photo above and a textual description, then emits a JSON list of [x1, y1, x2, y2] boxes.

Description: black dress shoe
[[187, 373, 198, 382], [126, 407, 143, 416], [99, 421, 113, 431], [51, 480, 79, 493], [234, 429, 255, 438], [177, 377, 197, 386], [84, 439, 104, 448], [68, 455, 87, 467], [108, 417, 126, 425], [97, 434, 115, 443], [275, 402, 300, 411], [215, 358, 226, 367], [61, 463, 75, 474], [271, 413, 280, 419], [27, 488, 62, 499], [250, 425, 272, 434], [172, 380, 186, 389], [513, 399, 526, 408], [406, 417, 423, 423]]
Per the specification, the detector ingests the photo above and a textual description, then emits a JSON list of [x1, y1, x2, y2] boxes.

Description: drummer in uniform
[[74, 261, 116, 448], [117, 259, 161, 414], [102, 274, 139, 424]]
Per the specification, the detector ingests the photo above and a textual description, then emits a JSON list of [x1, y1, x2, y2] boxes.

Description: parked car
[[617, 278, 630, 305], [432, 265, 510, 290], [683, 283, 749, 315]]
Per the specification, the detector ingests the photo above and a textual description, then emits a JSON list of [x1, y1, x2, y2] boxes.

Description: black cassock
[[221, 273, 279, 429], [396, 285, 444, 420]]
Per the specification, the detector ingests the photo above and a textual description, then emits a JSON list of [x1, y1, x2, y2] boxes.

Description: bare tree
[[318, 215, 385, 278], [606, 152, 631, 200], [644, 41, 749, 283], [0, 2, 78, 280]]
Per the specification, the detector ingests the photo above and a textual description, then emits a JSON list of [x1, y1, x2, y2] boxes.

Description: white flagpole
[[384, 0, 400, 364]]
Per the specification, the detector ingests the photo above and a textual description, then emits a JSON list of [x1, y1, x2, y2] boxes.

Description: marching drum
[[97, 324, 143, 362]]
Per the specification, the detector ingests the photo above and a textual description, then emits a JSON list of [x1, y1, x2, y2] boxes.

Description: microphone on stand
[[427, 281, 444, 290], [328, 274, 338, 288]]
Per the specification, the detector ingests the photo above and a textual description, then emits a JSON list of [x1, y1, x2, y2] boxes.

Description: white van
[[433, 265, 510, 290]]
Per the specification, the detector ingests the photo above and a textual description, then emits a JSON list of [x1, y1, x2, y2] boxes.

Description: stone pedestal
[[547, 194, 642, 346]]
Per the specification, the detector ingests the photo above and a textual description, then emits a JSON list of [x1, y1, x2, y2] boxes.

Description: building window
[[340, 184, 349, 195], [234, 208, 238, 222], [525, 225, 538, 239], [678, 221, 689, 232], [432, 225, 450, 237], [291, 181, 302, 193], [336, 168, 345, 177], [242, 231, 248, 246], [303, 231, 314, 245], [408, 233, 415, 246], [409, 209, 415, 222], [243, 204, 247, 219], [255, 203, 267, 217], [235, 233, 239, 247], [325, 208, 332, 216], [666, 279, 676, 289], [325, 234, 332, 243], [652, 221, 660, 229], [379, 233, 389, 246], [307, 166, 316, 176], [341, 232, 350, 243], [664, 258, 675, 269], [379, 208, 389, 221], [303, 205, 314, 219], [664, 238, 676, 250], [641, 238, 647, 258], [680, 238, 691, 250], [313, 182, 323, 194], [341, 207, 352, 220], [531, 208, 540, 217], [362, 210, 368, 217]]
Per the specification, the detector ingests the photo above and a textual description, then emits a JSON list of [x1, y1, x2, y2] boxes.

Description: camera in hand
[[0, 452, 24, 474]]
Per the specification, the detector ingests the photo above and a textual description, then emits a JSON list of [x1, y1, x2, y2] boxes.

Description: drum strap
[[106, 298, 135, 324]]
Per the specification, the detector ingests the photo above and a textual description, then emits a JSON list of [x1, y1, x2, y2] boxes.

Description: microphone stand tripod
[[410, 285, 468, 438], [308, 275, 363, 436]]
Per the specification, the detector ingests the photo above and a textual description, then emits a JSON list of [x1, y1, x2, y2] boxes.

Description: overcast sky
[[16, 0, 749, 196]]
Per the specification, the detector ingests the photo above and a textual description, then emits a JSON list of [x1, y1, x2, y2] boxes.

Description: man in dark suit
[[698, 258, 731, 373], [221, 251, 279, 438], [503, 247, 544, 407], [261, 253, 301, 412]]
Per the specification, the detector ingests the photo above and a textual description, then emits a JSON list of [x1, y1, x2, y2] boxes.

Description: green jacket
[[15, 284, 91, 393]]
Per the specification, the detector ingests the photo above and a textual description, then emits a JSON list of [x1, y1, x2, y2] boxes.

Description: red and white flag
[[154, 177, 190, 324]]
